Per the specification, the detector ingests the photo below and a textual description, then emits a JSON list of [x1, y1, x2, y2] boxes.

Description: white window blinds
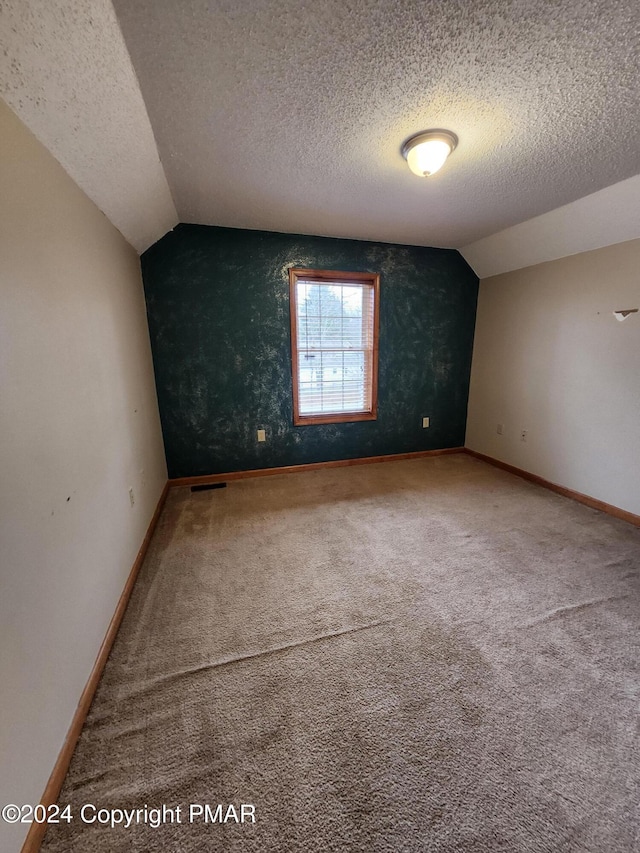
[[289, 270, 379, 425]]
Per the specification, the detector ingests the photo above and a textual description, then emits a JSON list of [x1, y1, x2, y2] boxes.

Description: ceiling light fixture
[[401, 129, 458, 177]]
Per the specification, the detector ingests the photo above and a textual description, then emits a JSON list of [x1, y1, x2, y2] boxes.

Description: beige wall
[[0, 99, 167, 851], [466, 239, 640, 517]]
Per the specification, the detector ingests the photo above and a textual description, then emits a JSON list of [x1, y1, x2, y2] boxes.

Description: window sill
[[293, 411, 377, 426]]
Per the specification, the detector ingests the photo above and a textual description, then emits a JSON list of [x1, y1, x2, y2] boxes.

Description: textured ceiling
[[112, 0, 640, 249], [1, 0, 639, 258], [461, 174, 640, 277], [0, 0, 177, 253]]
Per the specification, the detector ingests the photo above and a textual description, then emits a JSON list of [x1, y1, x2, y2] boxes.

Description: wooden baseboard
[[170, 447, 465, 487], [20, 481, 170, 853], [464, 448, 640, 528]]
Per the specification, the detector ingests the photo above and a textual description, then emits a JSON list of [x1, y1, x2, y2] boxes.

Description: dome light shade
[[402, 130, 458, 177]]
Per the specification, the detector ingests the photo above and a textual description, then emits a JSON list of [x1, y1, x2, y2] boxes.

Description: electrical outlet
[[497, 424, 503, 435], [128, 487, 135, 507], [257, 429, 266, 442], [422, 417, 430, 428], [520, 429, 527, 442]]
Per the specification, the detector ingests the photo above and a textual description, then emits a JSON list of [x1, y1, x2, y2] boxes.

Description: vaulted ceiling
[[1, 0, 639, 276]]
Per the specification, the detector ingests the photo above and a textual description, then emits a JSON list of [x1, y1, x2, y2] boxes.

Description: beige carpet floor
[[43, 454, 640, 852]]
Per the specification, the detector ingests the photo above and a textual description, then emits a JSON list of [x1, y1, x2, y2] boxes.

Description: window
[[289, 268, 380, 426]]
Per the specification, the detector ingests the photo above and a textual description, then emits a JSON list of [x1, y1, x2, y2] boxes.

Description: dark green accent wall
[[141, 224, 478, 478]]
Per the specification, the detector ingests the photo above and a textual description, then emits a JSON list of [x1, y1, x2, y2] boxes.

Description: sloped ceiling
[[1, 0, 639, 270], [0, 0, 177, 253], [112, 0, 640, 256], [461, 174, 640, 278]]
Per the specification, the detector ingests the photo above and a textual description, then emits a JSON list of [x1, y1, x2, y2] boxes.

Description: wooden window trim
[[289, 267, 380, 426]]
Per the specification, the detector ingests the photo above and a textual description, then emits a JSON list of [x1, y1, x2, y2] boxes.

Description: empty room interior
[[2, 1, 640, 851]]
